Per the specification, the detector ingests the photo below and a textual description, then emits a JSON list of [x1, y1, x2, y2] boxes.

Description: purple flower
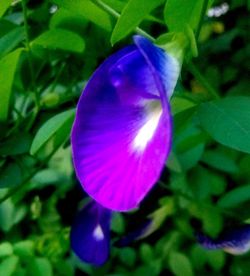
[[196, 224, 250, 255], [70, 201, 112, 265], [71, 35, 180, 211]]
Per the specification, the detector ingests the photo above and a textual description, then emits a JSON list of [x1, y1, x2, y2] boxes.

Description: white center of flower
[[133, 105, 162, 151], [93, 225, 104, 241]]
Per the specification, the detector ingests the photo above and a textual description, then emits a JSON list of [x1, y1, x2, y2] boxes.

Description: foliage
[[0, 0, 249, 275]]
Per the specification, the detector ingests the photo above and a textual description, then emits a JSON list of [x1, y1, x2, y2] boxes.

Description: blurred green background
[[0, 0, 249, 275]]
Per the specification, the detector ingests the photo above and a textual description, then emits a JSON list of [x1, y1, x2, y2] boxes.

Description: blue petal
[[197, 224, 250, 255], [71, 37, 173, 211], [70, 201, 112, 265], [133, 35, 180, 101]]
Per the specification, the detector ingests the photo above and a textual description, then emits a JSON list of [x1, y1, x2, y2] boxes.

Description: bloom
[[197, 224, 250, 255], [71, 35, 180, 211], [70, 201, 111, 265]]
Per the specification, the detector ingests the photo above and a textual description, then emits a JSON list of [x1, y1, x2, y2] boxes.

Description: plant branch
[[196, 0, 209, 42], [21, 0, 40, 110], [91, 0, 155, 42], [187, 61, 220, 99]]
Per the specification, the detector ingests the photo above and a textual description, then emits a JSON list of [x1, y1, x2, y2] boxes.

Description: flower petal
[[197, 224, 250, 255], [71, 36, 178, 211], [133, 35, 180, 101], [70, 201, 111, 265]]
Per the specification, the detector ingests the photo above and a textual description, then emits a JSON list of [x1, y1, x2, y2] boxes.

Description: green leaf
[[169, 252, 194, 276], [206, 250, 225, 271], [164, 0, 203, 32], [218, 185, 250, 208], [140, 243, 154, 263], [111, 212, 125, 234], [0, 48, 22, 121], [0, 162, 22, 188], [53, 0, 112, 31], [171, 97, 197, 115], [31, 29, 85, 53], [0, 256, 19, 276], [111, 0, 163, 44], [13, 241, 34, 258], [0, 27, 25, 58], [198, 97, 250, 154], [0, 132, 32, 156], [0, 0, 12, 17], [30, 109, 75, 156], [0, 199, 15, 232], [119, 248, 136, 267], [27, 257, 52, 276], [0, 243, 13, 258], [201, 150, 238, 174]]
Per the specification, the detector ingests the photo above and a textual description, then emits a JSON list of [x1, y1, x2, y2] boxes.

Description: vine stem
[[21, 0, 40, 110], [187, 61, 220, 100], [195, 0, 209, 41], [0, 145, 65, 204], [91, 0, 155, 42]]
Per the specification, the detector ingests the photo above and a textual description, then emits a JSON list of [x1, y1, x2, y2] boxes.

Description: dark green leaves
[[111, 0, 163, 44], [31, 29, 85, 53], [198, 97, 250, 154], [0, 27, 25, 58], [30, 109, 75, 156], [218, 185, 250, 208], [0, 48, 22, 121]]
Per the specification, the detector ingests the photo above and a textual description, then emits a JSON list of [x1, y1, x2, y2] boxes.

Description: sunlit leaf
[[30, 109, 75, 156], [0, 48, 22, 121], [111, 0, 163, 44], [31, 29, 85, 53]]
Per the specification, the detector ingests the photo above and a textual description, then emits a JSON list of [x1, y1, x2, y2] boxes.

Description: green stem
[[196, 0, 209, 41], [0, 145, 64, 204], [21, 0, 40, 110], [91, 0, 155, 42], [187, 61, 220, 99]]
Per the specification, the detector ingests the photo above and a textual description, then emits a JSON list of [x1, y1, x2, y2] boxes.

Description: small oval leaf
[[30, 109, 75, 156]]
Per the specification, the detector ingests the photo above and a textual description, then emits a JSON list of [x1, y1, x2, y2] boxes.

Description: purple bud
[[70, 201, 112, 265], [196, 224, 250, 255]]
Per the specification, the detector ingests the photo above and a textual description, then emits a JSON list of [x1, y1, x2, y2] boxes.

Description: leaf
[[206, 251, 225, 272], [0, 48, 22, 121], [201, 150, 238, 174], [119, 248, 136, 267], [0, 163, 22, 188], [0, 243, 13, 258], [0, 0, 12, 17], [31, 29, 85, 53], [164, 0, 203, 32], [171, 97, 197, 115], [217, 185, 250, 208], [13, 241, 34, 258], [111, 213, 125, 234], [111, 0, 163, 44], [0, 256, 19, 276], [0, 132, 32, 156], [198, 97, 250, 154], [53, 0, 112, 31], [0, 199, 15, 232], [0, 27, 25, 58], [169, 252, 194, 276], [30, 109, 75, 156], [27, 257, 52, 276]]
